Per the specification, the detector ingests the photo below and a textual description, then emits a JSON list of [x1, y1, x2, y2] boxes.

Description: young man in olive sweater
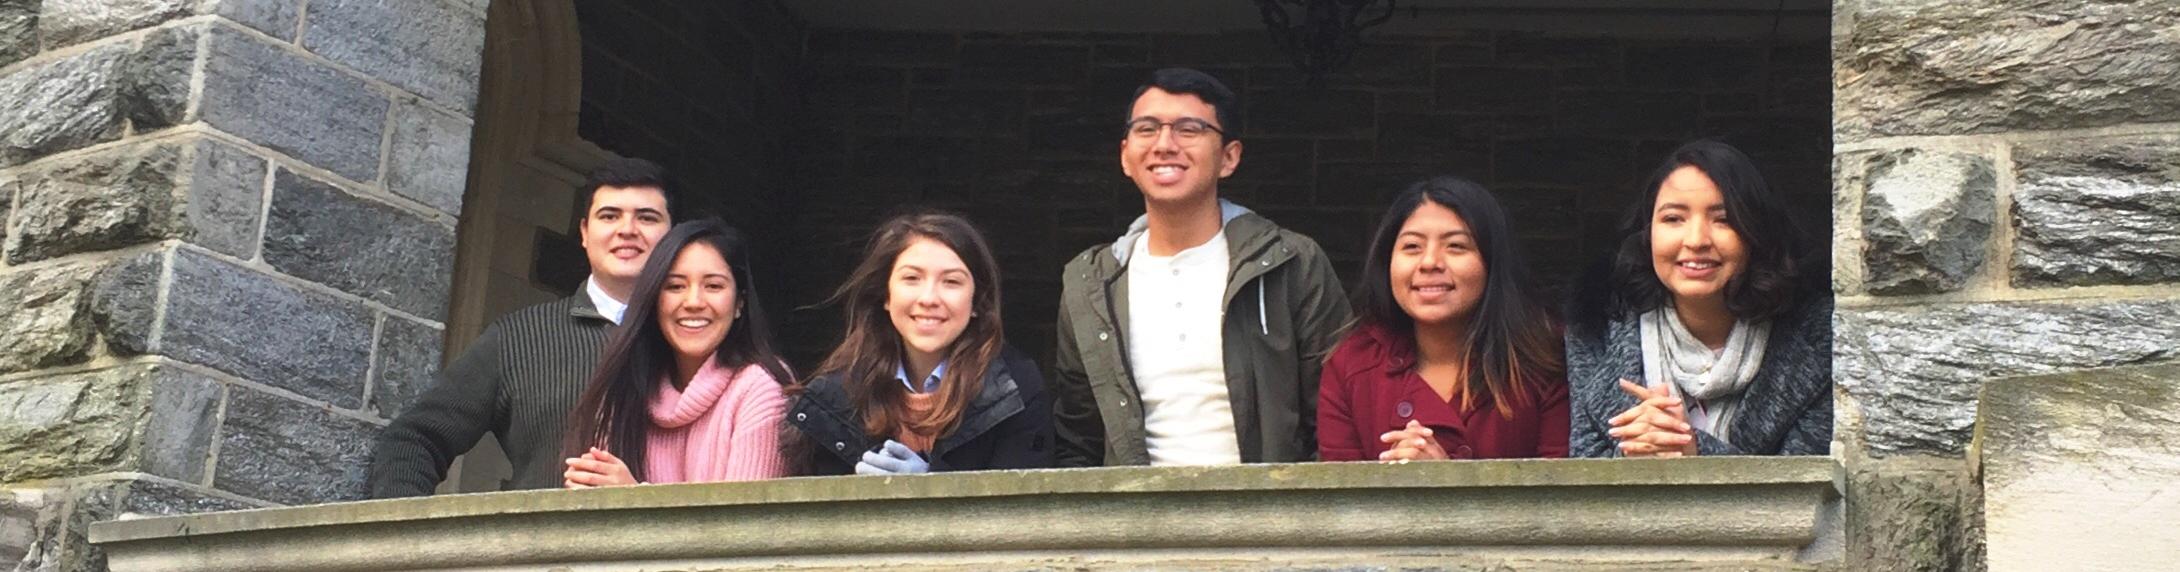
[[367, 158, 677, 497]]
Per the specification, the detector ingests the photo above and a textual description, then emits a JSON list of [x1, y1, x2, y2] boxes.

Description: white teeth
[[1151, 166, 1181, 174], [1679, 261, 1719, 269], [1415, 286, 1451, 293], [676, 319, 710, 328]]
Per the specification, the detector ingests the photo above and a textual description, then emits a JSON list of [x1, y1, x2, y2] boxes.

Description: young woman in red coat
[[1318, 176, 1570, 461]]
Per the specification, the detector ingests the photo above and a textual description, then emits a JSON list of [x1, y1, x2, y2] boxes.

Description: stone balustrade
[[93, 457, 1841, 571]]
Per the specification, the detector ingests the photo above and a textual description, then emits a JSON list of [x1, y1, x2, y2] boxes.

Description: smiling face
[[580, 185, 671, 291], [1119, 87, 1242, 206], [1389, 200, 1488, 328], [655, 241, 738, 368], [1649, 165, 1748, 305], [887, 237, 976, 373]]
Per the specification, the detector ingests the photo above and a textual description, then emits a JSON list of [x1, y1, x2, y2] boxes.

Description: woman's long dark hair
[[1609, 140, 1811, 321], [563, 218, 792, 481], [816, 213, 1005, 440], [1353, 176, 1564, 418]]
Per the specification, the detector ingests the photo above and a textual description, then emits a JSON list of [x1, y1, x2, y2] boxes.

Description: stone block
[[0, 364, 218, 483], [2012, 137, 2180, 287], [160, 248, 375, 408], [1845, 460, 1976, 571], [36, 0, 189, 48], [1835, 299, 2180, 456], [0, 44, 128, 168], [88, 248, 162, 354], [1837, 1, 2180, 139], [54, 477, 260, 572], [0, 0, 34, 68], [1860, 149, 1995, 295], [368, 316, 442, 418], [384, 99, 471, 215], [120, 23, 197, 131], [199, 26, 388, 182], [1979, 362, 2180, 571], [0, 486, 59, 571], [1246, 88, 1373, 138], [2, 137, 265, 264], [208, 0, 300, 40], [0, 262, 100, 373], [302, 0, 485, 112], [263, 169, 454, 320], [213, 387, 378, 505]]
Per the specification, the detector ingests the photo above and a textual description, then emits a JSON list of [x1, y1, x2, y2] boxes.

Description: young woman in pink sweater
[[561, 218, 794, 487]]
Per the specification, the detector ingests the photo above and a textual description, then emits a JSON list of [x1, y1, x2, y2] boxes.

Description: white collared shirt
[[585, 276, 626, 325], [1126, 230, 1241, 466]]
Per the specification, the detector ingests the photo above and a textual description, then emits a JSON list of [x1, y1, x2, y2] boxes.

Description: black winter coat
[[784, 346, 1055, 474]]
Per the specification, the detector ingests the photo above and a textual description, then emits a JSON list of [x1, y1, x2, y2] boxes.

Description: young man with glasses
[[1052, 68, 1352, 467]]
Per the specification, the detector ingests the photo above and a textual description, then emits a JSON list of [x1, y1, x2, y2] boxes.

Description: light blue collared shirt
[[894, 362, 947, 394]]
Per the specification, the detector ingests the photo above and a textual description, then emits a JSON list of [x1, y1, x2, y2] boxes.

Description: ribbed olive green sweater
[[367, 294, 614, 497]]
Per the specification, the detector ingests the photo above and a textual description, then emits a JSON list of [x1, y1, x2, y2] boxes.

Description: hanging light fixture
[[1254, 0, 1399, 87]]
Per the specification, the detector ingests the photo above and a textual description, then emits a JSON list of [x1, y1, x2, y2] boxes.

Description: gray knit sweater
[[1565, 295, 1833, 457], [367, 294, 614, 497]]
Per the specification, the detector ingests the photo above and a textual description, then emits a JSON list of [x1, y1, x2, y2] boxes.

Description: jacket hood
[[1110, 198, 1254, 265]]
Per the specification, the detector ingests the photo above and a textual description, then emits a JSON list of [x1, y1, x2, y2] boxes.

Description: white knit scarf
[[1639, 307, 1770, 442]]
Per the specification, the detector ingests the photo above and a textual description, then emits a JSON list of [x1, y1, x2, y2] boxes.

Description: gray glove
[[854, 440, 931, 475]]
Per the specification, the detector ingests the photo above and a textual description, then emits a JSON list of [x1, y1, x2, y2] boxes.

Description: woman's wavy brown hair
[[816, 213, 1005, 440]]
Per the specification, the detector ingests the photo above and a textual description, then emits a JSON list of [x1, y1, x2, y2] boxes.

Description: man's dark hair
[[1132, 67, 1242, 139], [578, 158, 678, 221]]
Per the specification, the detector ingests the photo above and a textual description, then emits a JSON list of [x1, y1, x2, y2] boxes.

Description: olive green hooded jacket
[[1052, 200, 1352, 466]]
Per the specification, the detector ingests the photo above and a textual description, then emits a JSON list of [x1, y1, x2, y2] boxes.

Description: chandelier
[[1254, 0, 1399, 87]]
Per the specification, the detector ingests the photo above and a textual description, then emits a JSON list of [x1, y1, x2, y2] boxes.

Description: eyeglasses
[[1125, 117, 1227, 143]]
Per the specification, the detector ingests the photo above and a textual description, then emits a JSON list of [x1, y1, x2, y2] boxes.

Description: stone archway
[[439, 0, 618, 493]]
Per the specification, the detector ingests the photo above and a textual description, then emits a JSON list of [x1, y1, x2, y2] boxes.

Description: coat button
[[833, 442, 846, 451], [1098, 332, 1109, 341], [1396, 401, 1413, 418], [1119, 399, 1128, 407], [795, 412, 807, 422], [1454, 445, 1474, 458], [1259, 260, 1270, 266]]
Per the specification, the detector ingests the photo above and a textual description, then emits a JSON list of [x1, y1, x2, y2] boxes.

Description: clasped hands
[[564, 446, 637, 488], [1609, 379, 1699, 458]]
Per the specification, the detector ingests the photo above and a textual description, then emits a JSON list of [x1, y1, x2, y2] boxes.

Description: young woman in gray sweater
[[1565, 140, 1832, 458]]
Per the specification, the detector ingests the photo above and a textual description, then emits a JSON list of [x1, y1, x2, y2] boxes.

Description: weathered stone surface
[[0, 486, 61, 571], [57, 477, 260, 572], [37, 0, 189, 48], [88, 248, 162, 355], [4, 141, 180, 264], [210, 0, 301, 40], [0, 263, 99, 373], [2012, 137, 2180, 287], [3, 137, 264, 264], [1835, 299, 2180, 456], [1979, 363, 2180, 570], [161, 248, 375, 408], [1860, 149, 1995, 294], [0, 0, 34, 68], [181, 138, 268, 258], [1845, 458, 1977, 572], [368, 316, 442, 418], [121, 23, 198, 131], [1836, 1, 2180, 140], [199, 26, 387, 181], [302, 0, 485, 112], [263, 169, 453, 319], [0, 366, 135, 481], [214, 387, 377, 505], [384, 99, 471, 215], [138, 367, 222, 483], [0, 44, 128, 167]]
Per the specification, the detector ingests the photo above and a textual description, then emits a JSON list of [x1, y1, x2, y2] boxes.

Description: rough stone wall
[[548, 1, 803, 305], [1832, 0, 2180, 568], [0, 1, 483, 570], [781, 29, 1830, 369]]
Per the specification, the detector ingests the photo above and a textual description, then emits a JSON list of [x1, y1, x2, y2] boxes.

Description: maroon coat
[[1317, 324, 1569, 461]]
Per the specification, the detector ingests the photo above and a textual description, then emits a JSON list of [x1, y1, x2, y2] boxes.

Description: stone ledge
[[93, 458, 1841, 571]]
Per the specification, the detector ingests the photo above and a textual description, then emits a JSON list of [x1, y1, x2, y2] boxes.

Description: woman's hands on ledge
[[1610, 380, 1698, 458], [1379, 420, 1449, 462], [564, 447, 639, 488]]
